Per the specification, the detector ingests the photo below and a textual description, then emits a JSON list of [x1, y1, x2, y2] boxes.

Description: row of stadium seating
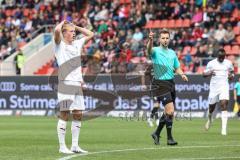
[[180, 45, 240, 56]]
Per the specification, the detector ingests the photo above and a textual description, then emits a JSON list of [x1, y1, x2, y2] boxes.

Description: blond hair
[[61, 21, 75, 33]]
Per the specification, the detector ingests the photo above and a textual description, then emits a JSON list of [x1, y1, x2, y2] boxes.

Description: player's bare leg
[[220, 100, 228, 135], [57, 111, 73, 154], [205, 103, 216, 131], [71, 110, 88, 153]]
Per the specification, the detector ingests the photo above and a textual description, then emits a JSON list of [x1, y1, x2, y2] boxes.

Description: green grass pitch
[[0, 116, 239, 160]]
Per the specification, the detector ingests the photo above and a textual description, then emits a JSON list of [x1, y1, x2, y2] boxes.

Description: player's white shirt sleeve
[[204, 60, 213, 73], [208, 59, 233, 97], [226, 59, 234, 72]]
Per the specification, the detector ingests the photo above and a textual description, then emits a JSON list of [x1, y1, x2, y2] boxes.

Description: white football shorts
[[208, 86, 229, 104], [57, 81, 85, 111]]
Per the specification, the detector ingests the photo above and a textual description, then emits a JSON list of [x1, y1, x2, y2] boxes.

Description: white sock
[[57, 119, 67, 148], [71, 120, 81, 147], [221, 111, 228, 134], [208, 113, 212, 122]]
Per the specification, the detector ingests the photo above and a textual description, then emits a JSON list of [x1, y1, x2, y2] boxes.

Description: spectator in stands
[[202, 28, 210, 42], [192, 7, 203, 23], [132, 27, 144, 42], [192, 23, 203, 44], [184, 50, 192, 67], [214, 24, 227, 43], [0, 0, 239, 75], [119, 42, 132, 63], [97, 20, 108, 34], [192, 57, 201, 73], [223, 24, 235, 44], [221, 0, 235, 13], [0, 44, 8, 59], [95, 4, 109, 21], [179, 30, 191, 46], [197, 44, 210, 65], [133, 11, 146, 28]]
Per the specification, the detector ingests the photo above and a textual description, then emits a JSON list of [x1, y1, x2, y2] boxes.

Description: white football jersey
[[54, 37, 86, 82], [204, 58, 233, 87]]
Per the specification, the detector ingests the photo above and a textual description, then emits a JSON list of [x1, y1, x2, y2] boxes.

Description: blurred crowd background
[[0, 0, 239, 74]]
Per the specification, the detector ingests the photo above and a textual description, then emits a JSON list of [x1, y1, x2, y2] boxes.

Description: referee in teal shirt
[[234, 77, 240, 117], [147, 29, 188, 145]]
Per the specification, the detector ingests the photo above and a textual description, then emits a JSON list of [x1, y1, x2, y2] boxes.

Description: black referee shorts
[[151, 79, 176, 106]]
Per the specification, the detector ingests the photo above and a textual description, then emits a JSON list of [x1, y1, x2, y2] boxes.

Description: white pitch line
[[163, 157, 240, 160], [58, 144, 240, 160]]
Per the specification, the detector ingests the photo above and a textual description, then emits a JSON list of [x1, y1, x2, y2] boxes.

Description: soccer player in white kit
[[203, 49, 234, 135], [54, 20, 94, 154]]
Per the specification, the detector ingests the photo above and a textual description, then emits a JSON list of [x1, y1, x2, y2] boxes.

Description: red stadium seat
[[221, 18, 228, 23], [17, 42, 27, 48], [197, 66, 205, 74], [144, 20, 154, 29], [170, 2, 177, 7], [152, 20, 161, 29], [11, 9, 16, 16], [232, 9, 239, 19], [224, 45, 231, 54], [236, 35, 240, 44], [167, 19, 175, 28], [230, 45, 240, 55], [5, 9, 12, 17], [227, 55, 235, 61], [182, 46, 191, 55], [233, 26, 240, 35], [23, 9, 30, 17], [47, 68, 55, 75], [190, 47, 197, 55], [180, 0, 188, 3], [120, 0, 131, 4], [159, 20, 168, 28], [183, 19, 191, 27], [175, 19, 183, 28]]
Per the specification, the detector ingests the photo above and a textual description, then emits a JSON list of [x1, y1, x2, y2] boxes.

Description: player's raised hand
[[148, 29, 154, 40]]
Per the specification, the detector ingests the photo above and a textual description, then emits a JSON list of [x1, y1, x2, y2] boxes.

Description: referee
[[146, 29, 188, 145], [234, 77, 240, 117]]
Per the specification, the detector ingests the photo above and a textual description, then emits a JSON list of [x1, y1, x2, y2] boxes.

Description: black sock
[[151, 107, 158, 119], [155, 113, 166, 136], [238, 110, 240, 117], [165, 114, 173, 140]]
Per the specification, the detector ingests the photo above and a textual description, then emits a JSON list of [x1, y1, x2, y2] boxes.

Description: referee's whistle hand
[[148, 30, 154, 40], [181, 75, 188, 82]]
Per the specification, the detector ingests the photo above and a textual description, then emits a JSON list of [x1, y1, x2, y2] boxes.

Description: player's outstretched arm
[[54, 21, 65, 44], [74, 25, 94, 43], [175, 67, 188, 82], [202, 70, 215, 77], [146, 29, 154, 57]]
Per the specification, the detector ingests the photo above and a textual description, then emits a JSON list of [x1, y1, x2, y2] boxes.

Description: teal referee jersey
[[151, 46, 180, 80], [235, 82, 240, 96]]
